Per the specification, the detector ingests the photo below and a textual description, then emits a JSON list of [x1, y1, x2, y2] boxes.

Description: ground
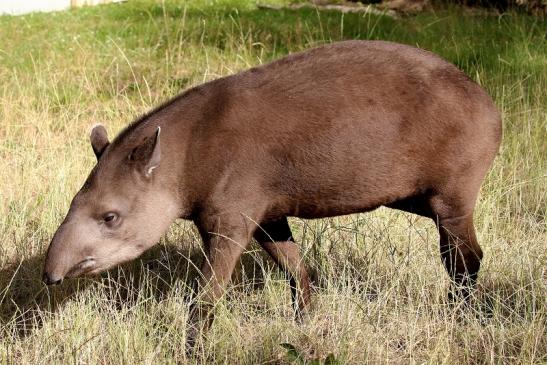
[[0, 0, 545, 363]]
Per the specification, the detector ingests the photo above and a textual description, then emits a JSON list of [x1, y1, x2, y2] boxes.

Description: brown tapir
[[43, 40, 501, 347]]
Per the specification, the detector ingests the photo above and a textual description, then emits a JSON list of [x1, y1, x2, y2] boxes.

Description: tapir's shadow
[[0, 241, 273, 339]]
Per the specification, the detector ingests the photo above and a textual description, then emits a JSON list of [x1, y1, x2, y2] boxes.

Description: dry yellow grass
[[0, 1, 545, 363]]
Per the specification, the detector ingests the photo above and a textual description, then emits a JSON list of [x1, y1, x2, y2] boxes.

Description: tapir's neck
[[115, 82, 217, 219]]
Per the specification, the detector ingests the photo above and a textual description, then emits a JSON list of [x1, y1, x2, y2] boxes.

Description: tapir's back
[[188, 41, 500, 218]]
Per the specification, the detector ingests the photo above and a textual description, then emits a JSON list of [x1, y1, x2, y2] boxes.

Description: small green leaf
[[280, 343, 305, 364]]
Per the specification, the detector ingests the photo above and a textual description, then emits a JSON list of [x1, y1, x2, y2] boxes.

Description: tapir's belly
[[283, 177, 420, 219]]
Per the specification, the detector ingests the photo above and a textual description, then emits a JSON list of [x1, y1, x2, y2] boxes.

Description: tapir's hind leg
[[254, 217, 311, 320], [387, 191, 483, 300], [430, 194, 483, 301]]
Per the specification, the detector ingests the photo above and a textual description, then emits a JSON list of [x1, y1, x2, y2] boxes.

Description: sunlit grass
[[0, 0, 545, 363]]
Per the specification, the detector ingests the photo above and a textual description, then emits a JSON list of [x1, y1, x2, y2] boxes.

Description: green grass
[[0, 1, 545, 363]]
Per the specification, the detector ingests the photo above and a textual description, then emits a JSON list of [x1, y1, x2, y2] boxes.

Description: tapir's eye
[[102, 212, 119, 227]]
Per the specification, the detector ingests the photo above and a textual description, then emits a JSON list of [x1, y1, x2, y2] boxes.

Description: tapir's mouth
[[66, 257, 96, 278]]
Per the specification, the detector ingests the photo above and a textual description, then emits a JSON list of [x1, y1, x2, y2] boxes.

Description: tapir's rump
[[44, 41, 501, 348]]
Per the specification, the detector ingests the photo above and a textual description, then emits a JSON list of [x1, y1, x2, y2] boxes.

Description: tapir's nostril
[[42, 272, 63, 286]]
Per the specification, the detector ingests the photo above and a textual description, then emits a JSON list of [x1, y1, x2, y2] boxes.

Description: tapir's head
[[43, 124, 179, 285]]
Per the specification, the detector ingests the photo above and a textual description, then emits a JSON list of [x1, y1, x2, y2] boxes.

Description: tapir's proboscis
[[43, 41, 501, 350]]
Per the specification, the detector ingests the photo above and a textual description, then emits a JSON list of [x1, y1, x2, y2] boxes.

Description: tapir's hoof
[[447, 284, 475, 306]]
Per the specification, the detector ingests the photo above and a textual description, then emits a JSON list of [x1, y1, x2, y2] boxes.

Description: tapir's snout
[[43, 236, 68, 286], [43, 254, 98, 285], [42, 272, 63, 286], [43, 220, 86, 285]]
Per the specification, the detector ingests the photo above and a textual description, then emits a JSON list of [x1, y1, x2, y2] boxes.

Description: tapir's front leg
[[186, 212, 258, 353]]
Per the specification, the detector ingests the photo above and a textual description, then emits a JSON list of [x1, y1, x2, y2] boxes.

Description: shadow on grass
[[0, 242, 274, 340], [476, 278, 544, 322], [5, 1, 543, 82], [96, 2, 544, 75]]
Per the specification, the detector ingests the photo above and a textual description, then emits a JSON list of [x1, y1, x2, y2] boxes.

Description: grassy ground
[[0, 0, 545, 363]]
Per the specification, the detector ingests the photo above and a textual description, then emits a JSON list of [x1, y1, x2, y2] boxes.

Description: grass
[[0, 0, 545, 363]]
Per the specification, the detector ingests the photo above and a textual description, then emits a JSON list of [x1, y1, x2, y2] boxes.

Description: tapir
[[43, 40, 501, 347]]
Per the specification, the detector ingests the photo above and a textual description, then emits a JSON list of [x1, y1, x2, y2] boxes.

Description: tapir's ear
[[129, 127, 161, 178], [90, 124, 110, 160]]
